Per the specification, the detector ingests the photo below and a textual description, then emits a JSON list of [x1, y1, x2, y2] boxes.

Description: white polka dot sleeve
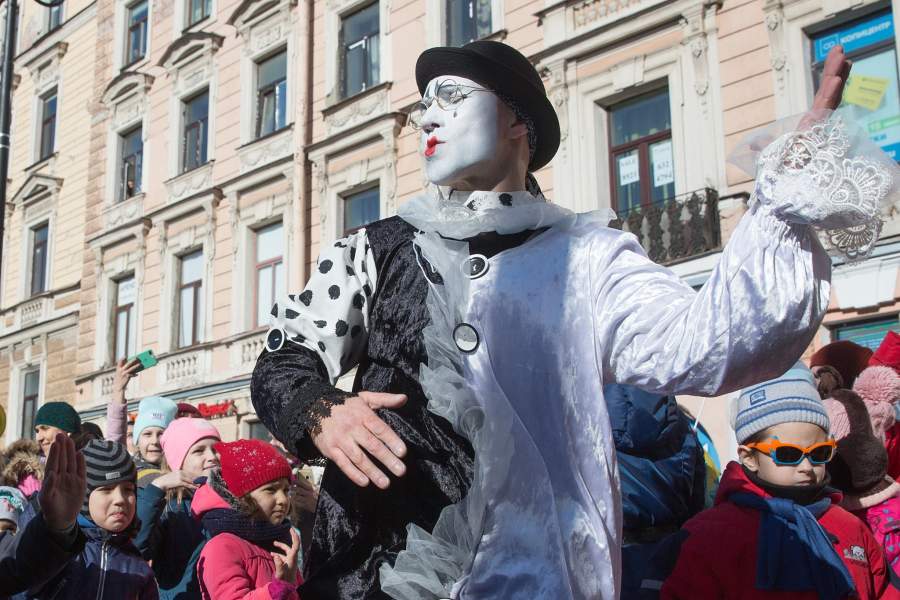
[[264, 229, 377, 384]]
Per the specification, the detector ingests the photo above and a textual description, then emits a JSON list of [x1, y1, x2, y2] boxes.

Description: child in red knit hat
[[192, 439, 302, 600]]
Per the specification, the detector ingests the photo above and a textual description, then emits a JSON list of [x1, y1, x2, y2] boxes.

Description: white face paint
[[420, 76, 506, 188]]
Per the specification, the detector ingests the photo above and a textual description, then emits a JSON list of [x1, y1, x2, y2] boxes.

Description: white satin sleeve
[[266, 229, 377, 383], [592, 202, 832, 396]]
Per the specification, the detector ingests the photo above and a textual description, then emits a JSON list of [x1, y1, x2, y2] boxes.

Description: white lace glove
[[749, 110, 898, 261]]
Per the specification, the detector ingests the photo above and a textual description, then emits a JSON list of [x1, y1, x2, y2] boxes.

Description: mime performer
[[252, 41, 897, 599]]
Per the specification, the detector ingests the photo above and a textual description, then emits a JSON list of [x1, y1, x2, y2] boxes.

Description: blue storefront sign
[[814, 11, 895, 63]]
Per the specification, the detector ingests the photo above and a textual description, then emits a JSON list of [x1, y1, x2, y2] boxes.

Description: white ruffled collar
[[399, 186, 576, 238]]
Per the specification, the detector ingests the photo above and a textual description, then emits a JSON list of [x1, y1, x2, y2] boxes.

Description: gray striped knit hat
[[81, 439, 136, 516], [731, 362, 831, 443]]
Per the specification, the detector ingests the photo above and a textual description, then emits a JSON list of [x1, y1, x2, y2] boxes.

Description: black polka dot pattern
[[499, 193, 513, 206], [270, 304, 279, 317], [269, 229, 375, 381]]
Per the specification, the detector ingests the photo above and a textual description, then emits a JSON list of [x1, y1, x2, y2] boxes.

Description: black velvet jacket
[[251, 216, 539, 599]]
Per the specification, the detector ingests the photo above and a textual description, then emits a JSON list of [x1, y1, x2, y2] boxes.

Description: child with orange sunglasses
[[663, 362, 898, 600]]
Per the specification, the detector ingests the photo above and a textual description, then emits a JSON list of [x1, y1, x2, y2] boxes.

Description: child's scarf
[[729, 492, 855, 600], [200, 508, 292, 553]]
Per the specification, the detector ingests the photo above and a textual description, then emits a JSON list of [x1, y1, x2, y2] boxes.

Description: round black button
[[462, 254, 489, 279], [453, 323, 480, 353], [266, 328, 285, 352]]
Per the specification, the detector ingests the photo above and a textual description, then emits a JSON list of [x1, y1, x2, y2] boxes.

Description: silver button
[[462, 254, 489, 279], [453, 323, 480, 353]]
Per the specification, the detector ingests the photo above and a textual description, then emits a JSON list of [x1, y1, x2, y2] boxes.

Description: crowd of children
[[8, 337, 900, 598]]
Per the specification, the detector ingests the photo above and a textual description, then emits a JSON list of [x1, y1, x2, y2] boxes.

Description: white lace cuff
[[732, 108, 899, 261]]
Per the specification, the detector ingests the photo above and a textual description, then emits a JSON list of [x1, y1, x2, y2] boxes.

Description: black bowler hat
[[415, 41, 561, 172]]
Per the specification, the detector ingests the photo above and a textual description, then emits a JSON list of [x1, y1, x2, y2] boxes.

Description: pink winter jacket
[[847, 477, 900, 580], [193, 484, 301, 600]]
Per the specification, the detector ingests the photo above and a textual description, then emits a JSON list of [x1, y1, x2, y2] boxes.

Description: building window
[[446, 0, 490, 46], [38, 90, 57, 161], [177, 250, 203, 348], [118, 126, 143, 202], [343, 186, 379, 235], [608, 88, 673, 214], [187, 0, 211, 26], [340, 2, 379, 99], [113, 276, 137, 362], [812, 11, 900, 161], [125, 0, 148, 66], [21, 370, 40, 439], [248, 420, 270, 440], [30, 223, 49, 296], [833, 316, 900, 351], [181, 90, 209, 173], [48, 1, 63, 31], [256, 51, 287, 138], [254, 223, 284, 328]]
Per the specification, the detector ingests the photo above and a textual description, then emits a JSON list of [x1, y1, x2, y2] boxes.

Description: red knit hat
[[869, 331, 900, 373], [214, 439, 292, 498], [810, 341, 874, 388]]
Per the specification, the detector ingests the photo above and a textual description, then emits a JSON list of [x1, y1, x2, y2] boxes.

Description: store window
[[812, 11, 900, 160], [833, 316, 900, 350], [607, 88, 674, 214]]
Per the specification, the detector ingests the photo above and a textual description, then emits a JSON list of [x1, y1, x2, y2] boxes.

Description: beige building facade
[[0, 0, 898, 465]]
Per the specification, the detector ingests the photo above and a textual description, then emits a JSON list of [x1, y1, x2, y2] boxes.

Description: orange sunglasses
[[744, 439, 837, 465]]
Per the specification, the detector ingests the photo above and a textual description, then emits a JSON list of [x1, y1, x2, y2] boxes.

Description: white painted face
[[420, 76, 507, 187]]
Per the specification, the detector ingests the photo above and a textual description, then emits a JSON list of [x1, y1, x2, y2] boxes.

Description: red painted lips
[[424, 136, 441, 157]]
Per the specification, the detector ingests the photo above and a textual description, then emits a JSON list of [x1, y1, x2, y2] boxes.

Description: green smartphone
[[129, 349, 158, 373]]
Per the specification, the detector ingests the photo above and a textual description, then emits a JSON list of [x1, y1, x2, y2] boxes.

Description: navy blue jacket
[[30, 515, 158, 600], [134, 484, 206, 600], [604, 384, 706, 534], [0, 513, 86, 599]]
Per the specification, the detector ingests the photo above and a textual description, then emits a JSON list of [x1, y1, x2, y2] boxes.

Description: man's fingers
[[330, 447, 370, 487], [352, 427, 405, 478], [364, 413, 407, 458], [823, 45, 845, 77], [338, 438, 390, 489], [359, 391, 408, 410]]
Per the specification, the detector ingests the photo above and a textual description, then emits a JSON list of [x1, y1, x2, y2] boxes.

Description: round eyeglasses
[[407, 79, 491, 130]]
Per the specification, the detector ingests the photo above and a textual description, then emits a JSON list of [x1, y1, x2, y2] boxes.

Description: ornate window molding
[[309, 113, 403, 243], [88, 220, 150, 372], [229, 0, 298, 164], [24, 41, 66, 96], [10, 173, 61, 304], [113, 0, 153, 71], [323, 0, 392, 108], [159, 32, 223, 187], [100, 72, 154, 231], [4, 359, 46, 445]]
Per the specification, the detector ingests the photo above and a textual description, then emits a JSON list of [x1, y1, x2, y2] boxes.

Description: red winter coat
[[192, 484, 302, 600], [662, 462, 900, 600], [884, 423, 900, 481]]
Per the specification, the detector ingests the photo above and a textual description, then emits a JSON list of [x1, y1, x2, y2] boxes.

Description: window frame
[[253, 223, 284, 329], [112, 276, 136, 364], [124, 0, 149, 67], [177, 250, 204, 348], [255, 51, 288, 139], [606, 89, 673, 214], [339, 2, 380, 99], [186, 0, 211, 27], [342, 184, 380, 236], [181, 90, 209, 174], [38, 90, 57, 162], [29, 222, 49, 297], [20, 369, 40, 440], [118, 125, 143, 202], [48, 1, 63, 32], [445, 0, 492, 47]]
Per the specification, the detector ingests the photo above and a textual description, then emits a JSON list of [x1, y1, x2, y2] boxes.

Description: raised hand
[[813, 45, 852, 111], [272, 528, 301, 583], [311, 391, 408, 489], [112, 358, 142, 398], [40, 433, 86, 531]]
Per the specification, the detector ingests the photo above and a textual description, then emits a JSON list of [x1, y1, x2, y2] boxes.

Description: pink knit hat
[[851, 365, 900, 441], [160, 418, 221, 469]]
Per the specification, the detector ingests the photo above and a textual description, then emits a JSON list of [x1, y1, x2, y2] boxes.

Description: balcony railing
[[612, 188, 721, 265]]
